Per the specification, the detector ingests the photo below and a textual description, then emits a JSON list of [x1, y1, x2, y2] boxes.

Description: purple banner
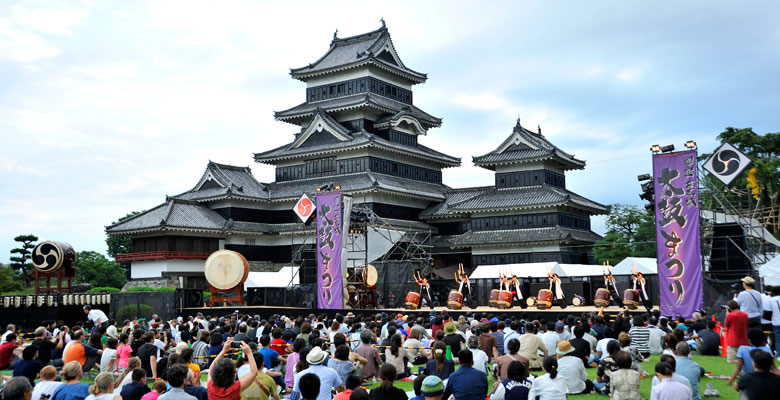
[[315, 192, 343, 309], [653, 150, 702, 318]]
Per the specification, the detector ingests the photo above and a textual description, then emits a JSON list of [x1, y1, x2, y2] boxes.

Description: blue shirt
[[259, 347, 279, 370], [736, 345, 772, 373], [675, 356, 703, 400], [442, 366, 488, 400], [52, 383, 90, 400], [491, 332, 505, 355]]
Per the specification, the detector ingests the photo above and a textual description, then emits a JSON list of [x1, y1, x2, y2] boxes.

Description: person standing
[[84, 306, 109, 329], [736, 277, 763, 327], [769, 286, 780, 360], [725, 300, 749, 363], [442, 350, 488, 400]]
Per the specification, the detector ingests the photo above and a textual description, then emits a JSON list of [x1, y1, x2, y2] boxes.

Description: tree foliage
[[594, 204, 656, 264], [0, 263, 23, 292], [74, 251, 127, 289], [9, 234, 38, 287], [106, 211, 141, 279]]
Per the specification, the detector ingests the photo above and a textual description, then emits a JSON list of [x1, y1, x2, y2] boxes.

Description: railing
[[115, 251, 212, 261]]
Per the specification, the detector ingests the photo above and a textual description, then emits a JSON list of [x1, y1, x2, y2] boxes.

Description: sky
[[1, 0, 779, 263]]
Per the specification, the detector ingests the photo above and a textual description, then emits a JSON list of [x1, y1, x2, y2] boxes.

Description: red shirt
[[432, 324, 443, 337], [0, 342, 18, 368], [725, 310, 748, 347], [208, 379, 241, 400], [270, 338, 287, 356]]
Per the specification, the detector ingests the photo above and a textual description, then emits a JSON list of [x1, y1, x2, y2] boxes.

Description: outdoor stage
[[180, 304, 658, 320]]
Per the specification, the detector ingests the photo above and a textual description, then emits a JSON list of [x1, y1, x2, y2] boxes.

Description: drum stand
[[34, 268, 75, 295], [208, 284, 245, 307]]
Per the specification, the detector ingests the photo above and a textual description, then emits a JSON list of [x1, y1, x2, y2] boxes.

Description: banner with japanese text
[[653, 150, 702, 318], [315, 192, 343, 309]]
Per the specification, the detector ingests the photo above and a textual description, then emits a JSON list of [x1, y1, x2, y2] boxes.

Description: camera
[[231, 341, 242, 348]]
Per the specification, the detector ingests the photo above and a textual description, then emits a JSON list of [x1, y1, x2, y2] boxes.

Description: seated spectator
[[0, 333, 20, 369], [650, 354, 692, 393], [692, 320, 720, 356], [528, 356, 567, 400], [207, 339, 258, 400], [467, 336, 489, 375], [407, 375, 426, 400], [31, 327, 59, 367], [2, 377, 33, 400], [496, 338, 529, 382], [160, 365, 197, 400], [369, 364, 407, 400], [237, 352, 278, 400], [101, 338, 119, 373], [424, 342, 454, 381], [555, 341, 591, 394], [13, 346, 43, 386], [86, 372, 122, 400], [328, 345, 356, 384], [113, 358, 141, 395], [442, 350, 488, 400], [52, 361, 90, 400], [568, 326, 591, 367], [420, 376, 443, 400], [650, 362, 691, 400], [119, 369, 150, 400], [293, 347, 344, 400], [608, 351, 640, 400], [64, 330, 103, 372], [139, 382, 166, 400], [490, 360, 533, 400], [674, 342, 704, 400], [355, 330, 382, 383], [736, 349, 780, 399], [593, 339, 621, 394], [298, 373, 320, 400], [32, 366, 63, 400], [334, 375, 361, 400]]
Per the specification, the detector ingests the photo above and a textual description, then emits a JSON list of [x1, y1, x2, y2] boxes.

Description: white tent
[[559, 264, 607, 277], [759, 256, 780, 286], [612, 257, 657, 275], [469, 262, 564, 279], [245, 266, 299, 288]]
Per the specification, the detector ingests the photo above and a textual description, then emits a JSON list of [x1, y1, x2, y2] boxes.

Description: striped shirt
[[628, 326, 651, 354]]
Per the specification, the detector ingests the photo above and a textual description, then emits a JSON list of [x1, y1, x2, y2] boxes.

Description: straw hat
[[741, 276, 755, 285], [444, 322, 457, 335], [556, 340, 574, 355]]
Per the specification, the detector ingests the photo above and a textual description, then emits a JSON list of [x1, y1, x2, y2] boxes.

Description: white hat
[[306, 346, 327, 365]]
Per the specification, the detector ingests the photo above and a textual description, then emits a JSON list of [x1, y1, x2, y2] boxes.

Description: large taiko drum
[[498, 290, 513, 309], [594, 288, 612, 307], [536, 289, 553, 310], [405, 291, 421, 310], [355, 265, 378, 289], [489, 289, 500, 307], [204, 250, 249, 290], [623, 289, 640, 310], [32, 241, 76, 273], [447, 290, 464, 309]]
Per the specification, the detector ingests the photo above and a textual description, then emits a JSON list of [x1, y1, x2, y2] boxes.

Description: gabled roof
[[105, 198, 228, 234], [446, 185, 607, 214], [420, 186, 492, 219], [473, 119, 585, 170], [288, 108, 352, 149], [450, 226, 603, 248], [173, 162, 269, 202], [289, 25, 427, 84], [274, 92, 442, 128], [373, 109, 427, 135], [266, 171, 449, 201], [254, 130, 460, 167]]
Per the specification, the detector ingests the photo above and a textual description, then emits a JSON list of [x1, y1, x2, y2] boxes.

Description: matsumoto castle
[[107, 24, 606, 289]]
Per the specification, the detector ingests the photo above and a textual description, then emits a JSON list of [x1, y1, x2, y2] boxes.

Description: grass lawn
[[3, 354, 739, 399], [363, 354, 738, 400]]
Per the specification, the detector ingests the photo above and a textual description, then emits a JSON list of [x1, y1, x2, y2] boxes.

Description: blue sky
[[1, 0, 779, 263]]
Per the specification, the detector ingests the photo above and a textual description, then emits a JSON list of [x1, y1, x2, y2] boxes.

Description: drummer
[[603, 270, 623, 308], [414, 271, 434, 310], [631, 268, 652, 312], [548, 273, 567, 308], [455, 263, 476, 309], [511, 274, 528, 309]]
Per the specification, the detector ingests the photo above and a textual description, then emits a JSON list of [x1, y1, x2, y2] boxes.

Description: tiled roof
[[289, 26, 427, 83], [473, 120, 585, 170], [267, 172, 449, 201], [274, 93, 441, 128], [106, 198, 227, 234], [420, 187, 492, 218], [174, 162, 269, 201], [447, 185, 607, 214], [450, 226, 603, 247], [254, 130, 460, 166]]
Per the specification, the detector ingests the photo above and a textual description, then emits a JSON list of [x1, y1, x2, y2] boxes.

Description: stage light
[[334, 185, 341, 191], [660, 144, 675, 153], [650, 144, 661, 153], [685, 140, 696, 149], [637, 174, 651, 182]]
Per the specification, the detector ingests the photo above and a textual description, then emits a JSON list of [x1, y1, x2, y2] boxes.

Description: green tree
[[9, 234, 38, 287], [74, 251, 127, 289], [594, 204, 656, 264], [0, 263, 23, 292], [106, 211, 141, 279], [700, 127, 779, 234]]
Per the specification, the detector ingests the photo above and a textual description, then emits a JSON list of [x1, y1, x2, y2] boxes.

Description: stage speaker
[[710, 223, 751, 279], [176, 289, 204, 308], [266, 288, 286, 306], [246, 288, 266, 306], [300, 259, 317, 285]]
